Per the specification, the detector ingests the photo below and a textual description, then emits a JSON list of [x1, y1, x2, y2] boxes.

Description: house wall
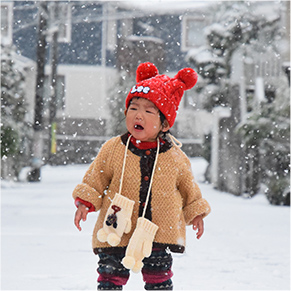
[[41, 65, 118, 165], [56, 65, 117, 120]]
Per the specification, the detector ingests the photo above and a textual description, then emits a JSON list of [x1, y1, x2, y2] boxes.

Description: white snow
[[1, 158, 290, 290]]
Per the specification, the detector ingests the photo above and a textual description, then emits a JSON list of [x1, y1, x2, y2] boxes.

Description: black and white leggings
[[97, 249, 173, 290]]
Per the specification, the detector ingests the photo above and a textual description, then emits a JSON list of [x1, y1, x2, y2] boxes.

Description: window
[[47, 2, 71, 43], [244, 49, 283, 87], [181, 15, 207, 51], [1, 2, 13, 45]]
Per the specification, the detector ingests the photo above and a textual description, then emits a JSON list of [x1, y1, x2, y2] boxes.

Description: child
[[73, 62, 211, 290]]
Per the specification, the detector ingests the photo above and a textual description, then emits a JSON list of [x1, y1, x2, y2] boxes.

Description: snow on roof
[[126, 35, 164, 44], [118, 0, 211, 14], [12, 53, 35, 69]]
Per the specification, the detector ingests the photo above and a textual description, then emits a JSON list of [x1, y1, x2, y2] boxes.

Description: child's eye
[[129, 107, 137, 111], [146, 110, 155, 114]]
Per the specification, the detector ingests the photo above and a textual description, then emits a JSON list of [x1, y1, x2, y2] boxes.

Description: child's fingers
[[191, 216, 204, 239], [81, 210, 87, 221], [74, 210, 82, 231], [196, 220, 204, 239], [192, 219, 199, 230], [196, 228, 202, 239]]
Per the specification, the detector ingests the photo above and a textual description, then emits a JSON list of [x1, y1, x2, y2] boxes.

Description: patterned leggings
[[97, 249, 173, 290]]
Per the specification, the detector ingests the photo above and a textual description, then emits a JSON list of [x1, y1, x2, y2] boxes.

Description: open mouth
[[134, 124, 144, 130]]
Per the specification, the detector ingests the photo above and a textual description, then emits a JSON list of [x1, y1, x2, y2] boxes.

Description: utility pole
[[28, 1, 48, 182], [48, 2, 59, 161]]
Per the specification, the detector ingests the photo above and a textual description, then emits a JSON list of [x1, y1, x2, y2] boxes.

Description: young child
[[73, 62, 211, 290]]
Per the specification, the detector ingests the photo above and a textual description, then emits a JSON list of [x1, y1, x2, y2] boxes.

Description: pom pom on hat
[[175, 68, 198, 90], [136, 62, 159, 82], [126, 62, 198, 128]]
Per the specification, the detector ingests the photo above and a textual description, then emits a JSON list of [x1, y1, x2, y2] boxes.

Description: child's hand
[[74, 204, 89, 231], [191, 215, 204, 239]]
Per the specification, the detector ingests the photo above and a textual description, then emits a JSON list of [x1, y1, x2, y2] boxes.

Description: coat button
[[145, 150, 151, 155], [144, 176, 149, 181]]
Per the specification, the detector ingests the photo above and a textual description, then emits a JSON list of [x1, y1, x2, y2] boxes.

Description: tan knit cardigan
[[72, 134, 211, 254]]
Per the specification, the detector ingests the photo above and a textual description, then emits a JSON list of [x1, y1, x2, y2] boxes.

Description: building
[[1, 1, 213, 165]]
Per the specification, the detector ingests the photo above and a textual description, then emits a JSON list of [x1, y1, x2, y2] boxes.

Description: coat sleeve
[[72, 138, 115, 212], [178, 157, 211, 225]]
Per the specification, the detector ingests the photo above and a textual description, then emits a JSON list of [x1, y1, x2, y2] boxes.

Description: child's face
[[125, 98, 169, 142]]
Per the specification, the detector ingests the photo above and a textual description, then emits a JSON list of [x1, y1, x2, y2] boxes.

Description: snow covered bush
[[1, 44, 32, 180], [238, 77, 290, 205], [186, 1, 281, 111]]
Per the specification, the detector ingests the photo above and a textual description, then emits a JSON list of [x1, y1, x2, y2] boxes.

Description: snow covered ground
[[1, 158, 290, 290]]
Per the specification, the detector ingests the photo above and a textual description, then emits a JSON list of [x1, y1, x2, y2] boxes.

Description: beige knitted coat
[[72, 134, 211, 254]]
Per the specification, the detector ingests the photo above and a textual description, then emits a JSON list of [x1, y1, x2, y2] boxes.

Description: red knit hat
[[125, 62, 198, 128]]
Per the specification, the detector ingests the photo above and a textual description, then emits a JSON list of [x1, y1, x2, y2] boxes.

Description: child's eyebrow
[[129, 99, 138, 105], [144, 103, 158, 110], [129, 101, 139, 107], [129, 99, 158, 111], [146, 105, 159, 111]]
